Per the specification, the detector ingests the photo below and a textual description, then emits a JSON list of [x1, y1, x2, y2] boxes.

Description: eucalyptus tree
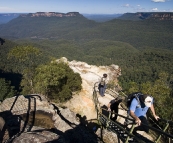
[[0, 78, 17, 101], [33, 61, 82, 102], [8, 45, 41, 94], [146, 72, 173, 143]]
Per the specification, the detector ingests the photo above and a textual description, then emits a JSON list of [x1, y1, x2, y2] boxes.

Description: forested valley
[[0, 13, 173, 125]]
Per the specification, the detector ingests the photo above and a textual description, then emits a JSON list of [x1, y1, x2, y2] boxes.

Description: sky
[[0, 0, 173, 14]]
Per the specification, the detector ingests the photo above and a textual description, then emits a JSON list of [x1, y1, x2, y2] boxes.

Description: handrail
[[118, 89, 173, 125], [101, 107, 173, 139], [158, 118, 173, 125], [93, 82, 173, 143], [99, 113, 146, 143], [100, 107, 134, 122], [93, 83, 147, 142]]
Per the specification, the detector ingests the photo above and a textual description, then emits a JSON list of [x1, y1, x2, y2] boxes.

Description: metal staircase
[[93, 82, 173, 143]]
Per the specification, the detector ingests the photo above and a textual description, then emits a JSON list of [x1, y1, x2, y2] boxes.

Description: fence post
[[125, 124, 135, 143], [105, 111, 111, 129], [155, 122, 169, 143]]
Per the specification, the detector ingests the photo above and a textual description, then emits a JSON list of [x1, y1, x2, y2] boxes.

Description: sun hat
[[144, 96, 152, 107], [103, 73, 107, 77]]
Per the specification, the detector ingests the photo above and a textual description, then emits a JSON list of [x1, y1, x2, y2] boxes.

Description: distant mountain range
[[0, 13, 22, 24], [0, 12, 121, 24], [0, 12, 173, 24], [0, 12, 173, 50]]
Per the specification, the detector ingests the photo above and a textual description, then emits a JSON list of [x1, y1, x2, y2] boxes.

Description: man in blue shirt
[[125, 94, 159, 134]]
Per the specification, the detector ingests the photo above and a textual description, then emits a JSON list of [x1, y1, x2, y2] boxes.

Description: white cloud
[[133, 8, 146, 13], [0, 7, 14, 12], [123, 4, 130, 7], [152, 8, 158, 11], [152, 0, 166, 2], [137, 5, 140, 7]]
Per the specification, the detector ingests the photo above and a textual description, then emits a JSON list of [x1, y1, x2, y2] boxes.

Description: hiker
[[98, 73, 108, 97], [124, 93, 159, 134], [107, 97, 123, 121]]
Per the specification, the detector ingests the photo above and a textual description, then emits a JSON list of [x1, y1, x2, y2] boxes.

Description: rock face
[[0, 94, 122, 143], [0, 95, 102, 143], [61, 57, 121, 120], [137, 12, 173, 20]]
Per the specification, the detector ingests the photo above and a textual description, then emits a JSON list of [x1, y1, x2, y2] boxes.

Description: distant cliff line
[[119, 12, 173, 20], [20, 12, 82, 18], [20, 12, 173, 20]]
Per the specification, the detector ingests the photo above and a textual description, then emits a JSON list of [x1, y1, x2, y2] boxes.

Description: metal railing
[[93, 82, 173, 143]]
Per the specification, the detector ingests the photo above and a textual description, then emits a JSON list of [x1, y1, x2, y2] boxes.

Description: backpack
[[126, 92, 143, 108], [100, 77, 105, 86]]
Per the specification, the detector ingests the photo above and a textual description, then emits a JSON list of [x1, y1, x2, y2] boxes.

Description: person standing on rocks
[[98, 73, 108, 97]]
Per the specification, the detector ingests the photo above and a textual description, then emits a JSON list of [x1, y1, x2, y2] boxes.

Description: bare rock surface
[[0, 94, 119, 143], [62, 57, 121, 120]]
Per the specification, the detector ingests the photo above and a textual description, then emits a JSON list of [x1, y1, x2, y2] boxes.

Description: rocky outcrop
[[0, 57, 155, 142], [58, 57, 121, 120], [0, 94, 122, 143], [0, 58, 122, 142]]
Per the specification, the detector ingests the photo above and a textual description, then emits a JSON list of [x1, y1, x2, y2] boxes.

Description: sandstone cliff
[[60, 57, 121, 120], [20, 12, 82, 18], [119, 12, 173, 21]]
